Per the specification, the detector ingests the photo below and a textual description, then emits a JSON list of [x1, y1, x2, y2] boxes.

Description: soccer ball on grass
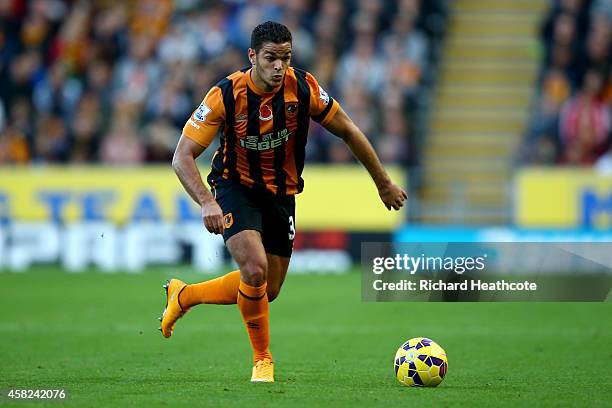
[[394, 337, 448, 387]]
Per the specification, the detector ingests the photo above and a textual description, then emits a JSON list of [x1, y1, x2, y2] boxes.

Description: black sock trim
[[238, 289, 265, 301], [177, 285, 188, 311]]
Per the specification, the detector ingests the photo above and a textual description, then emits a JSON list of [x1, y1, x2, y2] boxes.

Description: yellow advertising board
[[514, 168, 612, 229], [0, 165, 405, 231], [299, 165, 405, 231]]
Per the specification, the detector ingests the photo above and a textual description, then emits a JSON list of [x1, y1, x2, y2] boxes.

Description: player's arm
[[173, 87, 226, 234], [323, 105, 407, 211], [305, 72, 407, 210], [172, 136, 224, 234]]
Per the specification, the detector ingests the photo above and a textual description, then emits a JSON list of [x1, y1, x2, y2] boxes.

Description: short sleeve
[[182, 86, 226, 147], [306, 72, 339, 126]]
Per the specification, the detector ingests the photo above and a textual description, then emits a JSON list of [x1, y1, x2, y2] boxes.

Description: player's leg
[[169, 188, 294, 312], [160, 267, 241, 338], [226, 229, 275, 382], [178, 183, 254, 308], [179, 270, 241, 306], [227, 230, 268, 285], [159, 182, 260, 337], [261, 193, 295, 302], [266, 254, 290, 302]]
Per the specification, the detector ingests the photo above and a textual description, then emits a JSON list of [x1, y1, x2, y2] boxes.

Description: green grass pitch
[[1, 267, 610, 407]]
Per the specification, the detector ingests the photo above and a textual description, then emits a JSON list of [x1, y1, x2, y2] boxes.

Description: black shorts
[[213, 181, 296, 257]]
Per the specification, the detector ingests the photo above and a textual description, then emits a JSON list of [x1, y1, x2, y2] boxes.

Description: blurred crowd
[[520, 0, 611, 168], [0, 0, 446, 166]]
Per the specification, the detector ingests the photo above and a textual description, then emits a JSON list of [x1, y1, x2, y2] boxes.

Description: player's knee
[[241, 260, 267, 286], [267, 285, 281, 302]]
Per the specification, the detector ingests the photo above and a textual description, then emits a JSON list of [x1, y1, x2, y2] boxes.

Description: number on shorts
[[288, 216, 295, 240]]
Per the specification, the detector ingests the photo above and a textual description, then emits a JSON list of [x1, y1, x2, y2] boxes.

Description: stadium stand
[[0, 0, 447, 171], [518, 0, 611, 168], [415, 0, 550, 224]]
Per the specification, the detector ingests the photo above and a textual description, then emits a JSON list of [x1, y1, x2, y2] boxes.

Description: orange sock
[[238, 280, 272, 363], [179, 270, 240, 307]]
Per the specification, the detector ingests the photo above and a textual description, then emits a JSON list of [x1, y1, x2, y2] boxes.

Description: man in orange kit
[[161, 21, 406, 382]]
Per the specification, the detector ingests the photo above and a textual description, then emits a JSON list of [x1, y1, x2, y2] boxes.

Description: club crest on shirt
[[224, 213, 234, 228], [259, 104, 273, 121]]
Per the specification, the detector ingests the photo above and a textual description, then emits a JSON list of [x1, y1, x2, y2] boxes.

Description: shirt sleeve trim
[[315, 99, 339, 126]]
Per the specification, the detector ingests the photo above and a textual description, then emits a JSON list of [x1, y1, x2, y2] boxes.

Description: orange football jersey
[[182, 67, 339, 195]]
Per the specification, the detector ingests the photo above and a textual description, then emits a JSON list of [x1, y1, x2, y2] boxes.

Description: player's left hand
[[378, 182, 408, 211]]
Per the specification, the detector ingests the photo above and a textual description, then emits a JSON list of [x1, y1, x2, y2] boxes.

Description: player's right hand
[[202, 199, 225, 235]]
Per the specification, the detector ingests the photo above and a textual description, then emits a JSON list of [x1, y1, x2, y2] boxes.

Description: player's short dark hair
[[251, 21, 292, 53]]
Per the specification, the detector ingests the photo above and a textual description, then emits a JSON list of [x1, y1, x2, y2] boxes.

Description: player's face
[[251, 42, 292, 90]]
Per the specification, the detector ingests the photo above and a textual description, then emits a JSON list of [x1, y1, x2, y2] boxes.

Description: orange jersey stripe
[[233, 74, 254, 187], [259, 92, 278, 194]]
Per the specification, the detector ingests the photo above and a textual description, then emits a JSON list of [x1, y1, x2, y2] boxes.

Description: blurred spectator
[[334, 31, 386, 97], [70, 92, 102, 162], [577, 13, 611, 77], [8, 96, 34, 137], [541, 0, 590, 48], [84, 59, 113, 114], [144, 67, 191, 127], [144, 119, 178, 162], [157, 22, 199, 65], [53, 1, 91, 73], [559, 69, 611, 164], [378, 108, 410, 164], [34, 115, 70, 162], [90, 4, 128, 62], [281, 11, 315, 68], [99, 110, 144, 165], [313, 1, 346, 51], [33, 61, 82, 117], [519, 69, 570, 164], [6, 50, 42, 104], [131, 0, 173, 40], [112, 33, 161, 108], [188, 63, 217, 106], [378, 85, 412, 165], [0, 126, 29, 164], [310, 43, 337, 92], [382, 11, 428, 91]]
